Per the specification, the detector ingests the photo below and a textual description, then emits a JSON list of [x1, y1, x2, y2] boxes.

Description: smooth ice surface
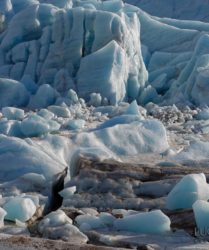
[[114, 210, 171, 234], [166, 173, 209, 210], [3, 197, 36, 222]]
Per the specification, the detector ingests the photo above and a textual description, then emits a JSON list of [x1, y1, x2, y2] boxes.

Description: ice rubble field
[[1, 0, 209, 249]]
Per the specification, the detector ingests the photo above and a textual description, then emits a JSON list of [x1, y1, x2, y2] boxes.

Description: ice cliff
[[0, 0, 147, 105], [1, 0, 209, 106]]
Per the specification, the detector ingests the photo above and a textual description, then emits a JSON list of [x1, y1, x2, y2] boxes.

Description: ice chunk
[[39, 210, 72, 228], [0, 135, 66, 181], [0, 78, 29, 108], [77, 41, 126, 105], [20, 115, 50, 137], [193, 200, 209, 233], [29, 84, 58, 109], [37, 109, 55, 120], [74, 119, 169, 157], [48, 105, 71, 118], [38, 210, 88, 243], [65, 119, 85, 130], [88, 93, 102, 107], [173, 141, 209, 163], [99, 212, 116, 227], [124, 100, 142, 117], [0, 207, 7, 228], [166, 173, 209, 210], [3, 197, 36, 222], [75, 214, 105, 230], [59, 186, 76, 199], [114, 210, 170, 234], [67, 89, 79, 104], [2, 107, 24, 120]]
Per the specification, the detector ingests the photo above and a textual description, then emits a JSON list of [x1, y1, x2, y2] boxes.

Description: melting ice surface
[[1, 0, 209, 245]]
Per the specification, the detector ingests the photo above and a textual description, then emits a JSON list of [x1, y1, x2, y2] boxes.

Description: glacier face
[[0, 0, 147, 105], [1, 0, 209, 106]]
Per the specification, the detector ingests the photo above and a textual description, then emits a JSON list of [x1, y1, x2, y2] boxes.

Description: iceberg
[[166, 173, 209, 210], [38, 210, 88, 243], [75, 214, 105, 230], [3, 197, 36, 222], [193, 200, 209, 234], [114, 210, 171, 234]]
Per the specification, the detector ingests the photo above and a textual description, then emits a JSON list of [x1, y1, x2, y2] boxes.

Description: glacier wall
[[0, 0, 147, 105], [1, 0, 209, 106]]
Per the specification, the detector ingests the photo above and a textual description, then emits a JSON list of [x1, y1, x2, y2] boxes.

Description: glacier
[[1, 0, 209, 107], [0, 0, 209, 249]]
